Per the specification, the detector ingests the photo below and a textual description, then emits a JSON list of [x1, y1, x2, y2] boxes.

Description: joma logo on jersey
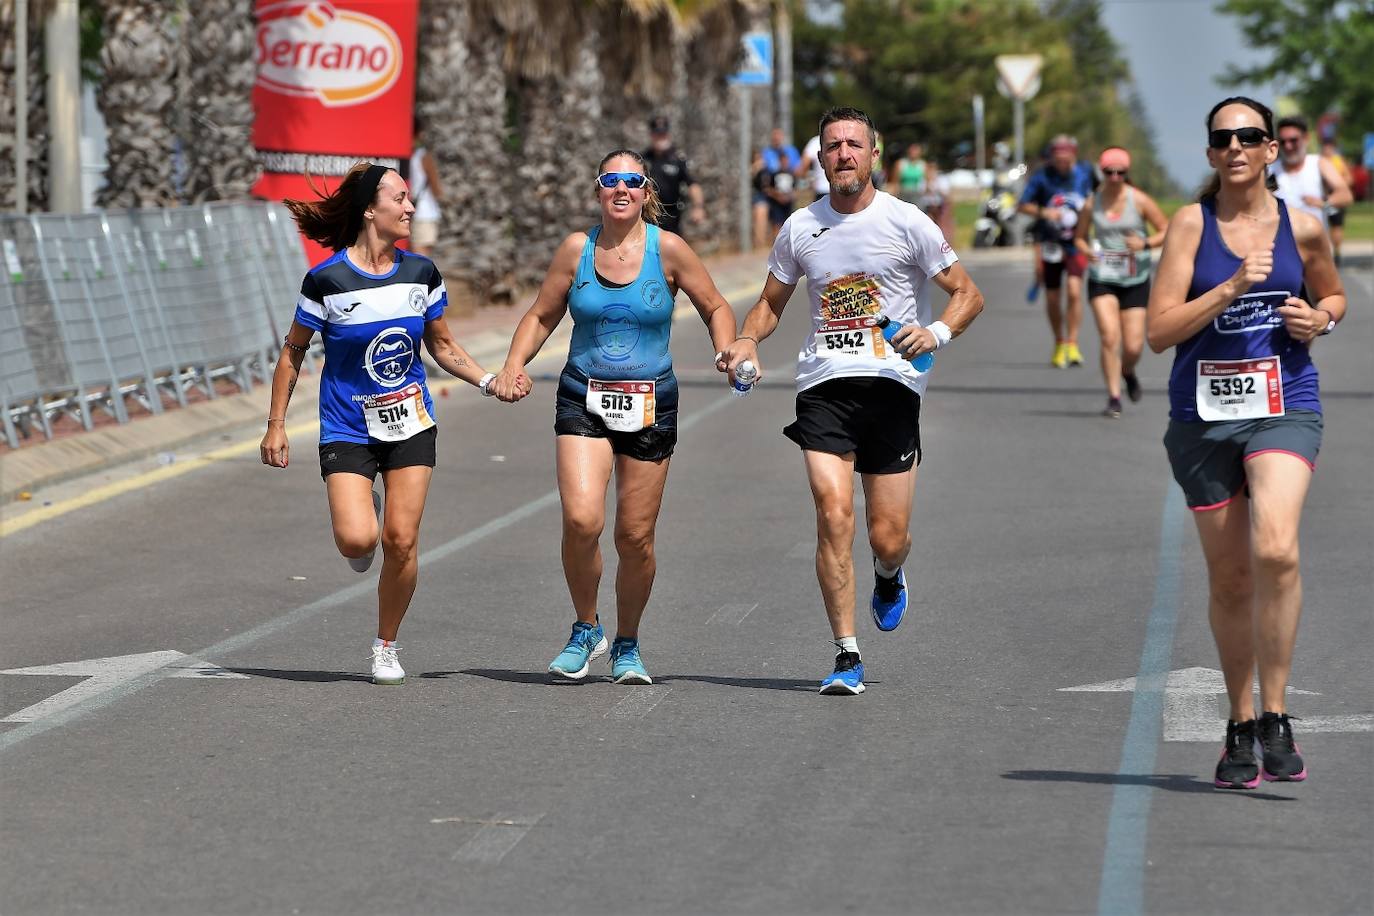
[[255, 2, 402, 108], [364, 327, 414, 387]]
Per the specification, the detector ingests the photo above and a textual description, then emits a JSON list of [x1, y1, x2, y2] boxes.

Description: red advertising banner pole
[[252, 0, 418, 266]]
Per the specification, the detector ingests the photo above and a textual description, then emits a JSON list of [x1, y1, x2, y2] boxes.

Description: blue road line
[[1097, 482, 1188, 915]]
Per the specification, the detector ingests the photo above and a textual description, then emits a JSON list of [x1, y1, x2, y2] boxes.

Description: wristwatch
[[1317, 310, 1336, 336], [478, 372, 497, 395]]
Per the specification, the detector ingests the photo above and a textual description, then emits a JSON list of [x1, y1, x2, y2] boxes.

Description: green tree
[[791, 0, 1178, 196], [1218, 0, 1374, 149]]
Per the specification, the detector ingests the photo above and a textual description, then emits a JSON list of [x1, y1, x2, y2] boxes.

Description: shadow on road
[[226, 668, 372, 683], [1002, 769, 1297, 801], [656, 673, 821, 692], [456, 668, 832, 692]]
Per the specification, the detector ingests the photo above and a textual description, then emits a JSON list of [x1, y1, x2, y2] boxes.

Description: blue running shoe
[[819, 650, 865, 695], [548, 620, 607, 680], [609, 636, 652, 685], [871, 562, 908, 632]]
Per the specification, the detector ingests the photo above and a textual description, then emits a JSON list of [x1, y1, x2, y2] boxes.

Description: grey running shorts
[[1163, 409, 1322, 510]]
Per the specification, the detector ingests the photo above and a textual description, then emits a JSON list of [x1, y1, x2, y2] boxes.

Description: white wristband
[[927, 321, 953, 349], [478, 372, 496, 396]]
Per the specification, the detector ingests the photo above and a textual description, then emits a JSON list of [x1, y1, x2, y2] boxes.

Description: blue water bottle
[[875, 316, 934, 372]]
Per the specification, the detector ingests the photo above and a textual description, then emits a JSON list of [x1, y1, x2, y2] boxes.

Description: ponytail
[[284, 162, 391, 251]]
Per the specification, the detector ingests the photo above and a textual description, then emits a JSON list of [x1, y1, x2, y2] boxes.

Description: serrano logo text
[[256, 1, 402, 108]]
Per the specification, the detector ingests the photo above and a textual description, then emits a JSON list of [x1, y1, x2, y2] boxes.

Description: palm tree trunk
[[417, 0, 516, 311], [96, 0, 180, 207], [0, 1, 50, 211], [182, 0, 259, 202]]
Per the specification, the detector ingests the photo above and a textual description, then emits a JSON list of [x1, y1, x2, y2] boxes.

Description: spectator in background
[[761, 129, 799, 242], [643, 116, 706, 236], [408, 118, 445, 258], [1319, 136, 1354, 266], [750, 148, 770, 249], [892, 142, 927, 205], [919, 160, 955, 242]]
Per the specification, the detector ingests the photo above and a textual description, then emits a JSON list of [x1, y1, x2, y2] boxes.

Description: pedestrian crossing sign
[[730, 32, 772, 86]]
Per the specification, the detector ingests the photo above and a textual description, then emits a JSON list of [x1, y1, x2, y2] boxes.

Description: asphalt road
[[2, 253, 1370, 915]]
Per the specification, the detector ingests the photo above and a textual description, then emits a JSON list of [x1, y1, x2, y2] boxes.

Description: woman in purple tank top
[[1147, 97, 1345, 790]]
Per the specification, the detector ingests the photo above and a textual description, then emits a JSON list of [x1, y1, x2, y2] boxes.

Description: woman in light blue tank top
[[1073, 146, 1168, 417], [1147, 97, 1346, 790], [492, 149, 738, 685]]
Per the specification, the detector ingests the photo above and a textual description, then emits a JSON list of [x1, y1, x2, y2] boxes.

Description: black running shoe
[[1103, 397, 1123, 418], [1214, 719, 1260, 789], [1258, 711, 1307, 782], [1123, 373, 1142, 403]]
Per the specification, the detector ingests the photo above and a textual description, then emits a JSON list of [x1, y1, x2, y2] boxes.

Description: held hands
[[1228, 244, 1273, 297], [716, 338, 762, 386], [1277, 297, 1329, 343], [489, 366, 532, 403], [260, 424, 289, 468]]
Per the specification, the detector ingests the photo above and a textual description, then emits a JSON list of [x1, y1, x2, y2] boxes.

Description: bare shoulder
[[1168, 201, 1203, 231], [1286, 207, 1325, 246], [656, 226, 698, 265]]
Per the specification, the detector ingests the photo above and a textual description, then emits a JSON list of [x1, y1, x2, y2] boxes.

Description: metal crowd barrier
[[0, 201, 309, 449]]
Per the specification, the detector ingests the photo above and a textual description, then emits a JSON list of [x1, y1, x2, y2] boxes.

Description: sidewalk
[[0, 249, 770, 503]]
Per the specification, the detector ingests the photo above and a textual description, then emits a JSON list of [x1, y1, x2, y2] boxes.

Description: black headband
[[351, 164, 389, 216]]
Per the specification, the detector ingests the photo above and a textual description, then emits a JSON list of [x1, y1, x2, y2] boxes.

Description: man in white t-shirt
[[718, 107, 984, 695]]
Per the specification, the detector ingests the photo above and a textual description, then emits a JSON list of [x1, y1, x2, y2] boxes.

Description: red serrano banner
[[252, 0, 418, 264]]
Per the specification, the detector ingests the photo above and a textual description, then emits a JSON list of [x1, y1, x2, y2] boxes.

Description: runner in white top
[[797, 134, 830, 199], [719, 106, 984, 695], [1269, 115, 1351, 235]]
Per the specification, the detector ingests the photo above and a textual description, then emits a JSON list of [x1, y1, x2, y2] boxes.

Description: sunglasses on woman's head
[[1208, 127, 1269, 149], [596, 172, 648, 189]]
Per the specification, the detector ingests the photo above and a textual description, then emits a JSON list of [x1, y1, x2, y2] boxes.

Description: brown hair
[[1196, 96, 1279, 202], [596, 149, 663, 226], [284, 162, 391, 251]]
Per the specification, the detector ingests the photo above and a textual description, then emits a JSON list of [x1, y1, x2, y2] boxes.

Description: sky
[[1096, 0, 1276, 190]]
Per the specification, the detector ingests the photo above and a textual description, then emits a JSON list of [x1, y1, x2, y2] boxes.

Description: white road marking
[[1, 651, 247, 724], [1059, 666, 1370, 742], [450, 812, 543, 864], [605, 687, 671, 719], [706, 603, 758, 625]]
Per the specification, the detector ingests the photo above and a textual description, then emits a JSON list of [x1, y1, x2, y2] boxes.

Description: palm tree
[[96, 0, 180, 207], [1, 0, 50, 211], [416, 0, 517, 311], [182, 0, 258, 202], [678, 0, 755, 253]]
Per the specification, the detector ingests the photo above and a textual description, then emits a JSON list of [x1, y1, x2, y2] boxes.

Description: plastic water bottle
[[875, 316, 934, 372], [732, 359, 758, 396]]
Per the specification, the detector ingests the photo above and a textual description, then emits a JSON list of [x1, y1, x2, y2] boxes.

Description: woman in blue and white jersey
[[491, 149, 738, 685], [1148, 97, 1345, 790], [261, 163, 526, 686]]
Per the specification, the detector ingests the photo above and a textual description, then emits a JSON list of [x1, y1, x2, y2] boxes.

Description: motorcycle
[[973, 183, 1018, 248]]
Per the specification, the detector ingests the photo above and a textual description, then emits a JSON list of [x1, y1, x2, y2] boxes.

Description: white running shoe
[[348, 489, 382, 573], [370, 643, 404, 685]]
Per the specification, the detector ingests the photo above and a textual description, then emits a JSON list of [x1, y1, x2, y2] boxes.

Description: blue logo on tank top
[[365, 327, 415, 387], [593, 305, 641, 361], [1215, 291, 1291, 334]]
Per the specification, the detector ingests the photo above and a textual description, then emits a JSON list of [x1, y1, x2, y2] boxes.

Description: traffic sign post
[[731, 33, 773, 253], [994, 54, 1042, 246]]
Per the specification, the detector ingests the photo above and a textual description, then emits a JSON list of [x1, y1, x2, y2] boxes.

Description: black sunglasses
[[1208, 127, 1269, 150], [1103, 168, 1127, 177]]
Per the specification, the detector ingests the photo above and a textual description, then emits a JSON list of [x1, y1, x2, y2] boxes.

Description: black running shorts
[[318, 426, 437, 480], [554, 392, 677, 462], [1163, 409, 1322, 510], [1088, 277, 1151, 309], [784, 376, 921, 474]]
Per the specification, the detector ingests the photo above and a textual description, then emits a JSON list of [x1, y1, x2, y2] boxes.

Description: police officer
[[642, 116, 706, 236]]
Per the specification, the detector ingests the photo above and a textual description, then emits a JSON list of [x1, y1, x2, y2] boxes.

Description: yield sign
[[995, 54, 1043, 101], [1059, 666, 1372, 742], [1, 651, 247, 724]]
